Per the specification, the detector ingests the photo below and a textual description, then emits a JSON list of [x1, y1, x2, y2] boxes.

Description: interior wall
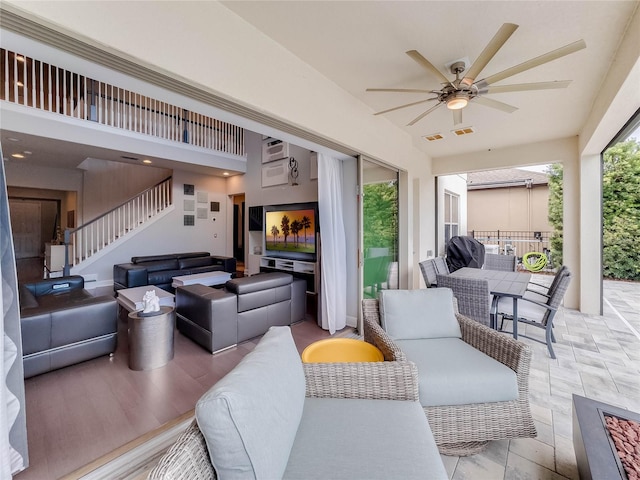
[[72, 168, 229, 285], [80, 158, 171, 222]]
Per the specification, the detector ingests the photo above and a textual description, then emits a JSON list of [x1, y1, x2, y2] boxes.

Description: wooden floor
[[14, 274, 342, 480]]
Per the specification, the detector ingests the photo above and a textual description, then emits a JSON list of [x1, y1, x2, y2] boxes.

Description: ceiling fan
[[366, 23, 586, 127]]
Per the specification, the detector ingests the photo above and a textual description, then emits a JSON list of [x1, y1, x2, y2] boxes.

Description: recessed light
[[223, 172, 230, 176], [142, 159, 152, 164], [11, 153, 25, 159], [7, 138, 19, 142], [16, 81, 24, 87], [16, 55, 25, 63], [23, 151, 32, 155]]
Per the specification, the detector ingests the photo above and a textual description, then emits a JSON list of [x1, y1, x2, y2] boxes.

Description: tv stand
[[259, 256, 320, 322]]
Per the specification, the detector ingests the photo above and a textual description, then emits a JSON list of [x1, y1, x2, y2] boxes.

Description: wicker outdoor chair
[[436, 274, 491, 327], [362, 297, 536, 456], [149, 360, 420, 479], [418, 259, 438, 287], [484, 253, 518, 272]]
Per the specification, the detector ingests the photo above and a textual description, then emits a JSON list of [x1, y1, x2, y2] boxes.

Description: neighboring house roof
[[467, 168, 549, 190]]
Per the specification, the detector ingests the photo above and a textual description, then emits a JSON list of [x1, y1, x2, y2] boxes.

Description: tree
[[270, 225, 279, 244], [300, 215, 311, 245], [602, 139, 640, 280], [547, 163, 564, 267], [363, 181, 398, 256], [547, 139, 640, 280], [291, 220, 301, 246], [280, 215, 290, 247]]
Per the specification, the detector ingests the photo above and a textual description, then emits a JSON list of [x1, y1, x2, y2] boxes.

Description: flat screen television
[[264, 202, 318, 261]]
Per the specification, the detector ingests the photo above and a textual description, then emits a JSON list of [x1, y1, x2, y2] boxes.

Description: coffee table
[[171, 271, 232, 288], [117, 285, 175, 313], [301, 338, 384, 363]]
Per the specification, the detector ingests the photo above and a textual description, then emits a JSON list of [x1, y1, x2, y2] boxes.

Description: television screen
[[265, 207, 316, 258]]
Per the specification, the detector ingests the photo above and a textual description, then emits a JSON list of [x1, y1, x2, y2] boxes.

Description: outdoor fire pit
[[573, 394, 640, 479]]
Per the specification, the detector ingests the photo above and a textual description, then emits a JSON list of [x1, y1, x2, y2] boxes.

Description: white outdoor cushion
[[195, 326, 305, 480], [379, 288, 462, 340], [284, 397, 448, 480], [397, 337, 518, 406]]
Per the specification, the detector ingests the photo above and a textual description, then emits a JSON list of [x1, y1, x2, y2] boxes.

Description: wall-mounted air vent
[[451, 127, 475, 136], [423, 133, 444, 142], [262, 138, 289, 163], [121, 155, 139, 161]]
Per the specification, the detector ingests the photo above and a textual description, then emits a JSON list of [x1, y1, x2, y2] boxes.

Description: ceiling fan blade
[[453, 109, 463, 125], [473, 96, 518, 113], [406, 50, 451, 85], [407, 102, 443, 126], [477, 40, 586, 87], [374, 97, 439, 116], [461, 23, 518, 87], [366, 88, 438, 94], [478, 80, 572, 94]]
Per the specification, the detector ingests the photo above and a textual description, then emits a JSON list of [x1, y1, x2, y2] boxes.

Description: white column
[[580, 154, 602, 314], [562, 154, 580, 309]]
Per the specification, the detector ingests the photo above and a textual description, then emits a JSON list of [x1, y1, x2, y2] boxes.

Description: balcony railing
[[470, 230, 551, 259], [1, 48, 245, 156]]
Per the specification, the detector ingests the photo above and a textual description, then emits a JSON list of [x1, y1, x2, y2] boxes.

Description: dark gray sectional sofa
[[113, 252, 236, 292], [19, 276, 118, 378], [176, 272, 306, 353]]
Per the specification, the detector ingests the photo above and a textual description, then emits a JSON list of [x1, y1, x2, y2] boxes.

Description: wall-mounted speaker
[[248, 206, 263, 231]]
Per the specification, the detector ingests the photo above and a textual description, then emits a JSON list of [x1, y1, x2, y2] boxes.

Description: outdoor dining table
[[449, 267, 532, 337]]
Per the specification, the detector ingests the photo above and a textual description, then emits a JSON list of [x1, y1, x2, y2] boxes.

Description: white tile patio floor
[[440, 276, 640, 479]]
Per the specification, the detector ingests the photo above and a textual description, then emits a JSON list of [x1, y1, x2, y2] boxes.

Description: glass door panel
[[361, 158, 399, 300]]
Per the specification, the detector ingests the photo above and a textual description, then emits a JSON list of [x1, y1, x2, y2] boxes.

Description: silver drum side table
[[128, 306, 175, 370]]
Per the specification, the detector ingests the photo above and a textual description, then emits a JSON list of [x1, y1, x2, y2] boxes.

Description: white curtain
[[1, 146, 28, 476], [318, 154, 347, 333]]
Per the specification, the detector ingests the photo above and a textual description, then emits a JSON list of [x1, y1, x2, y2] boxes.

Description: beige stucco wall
[[467, 185, 552, 233]]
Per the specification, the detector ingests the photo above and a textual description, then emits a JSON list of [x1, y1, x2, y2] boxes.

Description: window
[[444, 191, 459, 246]]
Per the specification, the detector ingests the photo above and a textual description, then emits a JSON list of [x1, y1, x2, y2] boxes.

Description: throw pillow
[[195, 326, 305, 479], [379, 288, 462, 340]]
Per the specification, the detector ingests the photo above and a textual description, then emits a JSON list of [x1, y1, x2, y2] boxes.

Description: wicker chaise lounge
[[363, 290, 536, 456]]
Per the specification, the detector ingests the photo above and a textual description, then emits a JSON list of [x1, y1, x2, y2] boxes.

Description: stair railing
[[63, 176, 172, 275]]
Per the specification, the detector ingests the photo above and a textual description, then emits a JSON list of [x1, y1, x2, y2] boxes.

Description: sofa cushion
[[225, 272, 292, 295], [178, 256, 215, 269], [141, 259, 179, 273], [379, 289, 461, 340], [131, 252, 209, 264], [396, 337, 518, 406], [195, 326, 305, 480], [283, 397, 447, 480]]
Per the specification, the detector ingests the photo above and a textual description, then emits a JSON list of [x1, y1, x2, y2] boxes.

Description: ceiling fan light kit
[[367, 23, 586, 128]]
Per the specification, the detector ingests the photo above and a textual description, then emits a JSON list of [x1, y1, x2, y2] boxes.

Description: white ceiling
[[1, 1, 637, 173], [223, 0, 637, 158]]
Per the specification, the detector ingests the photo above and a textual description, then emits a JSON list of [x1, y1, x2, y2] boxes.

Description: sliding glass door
[[360, 158, 399, 302]]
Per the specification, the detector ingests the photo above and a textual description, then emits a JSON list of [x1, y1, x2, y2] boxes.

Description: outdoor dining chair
[[418, 259, 438, 287], [495, 269, 572, 359], [433, 256, 450, 275], [484, 253, 517, 272], [525, 265, 569, 302], [436, 274, 491, 327]]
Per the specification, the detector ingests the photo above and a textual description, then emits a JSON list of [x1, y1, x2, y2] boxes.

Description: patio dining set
[[419, 249, 572, 359]]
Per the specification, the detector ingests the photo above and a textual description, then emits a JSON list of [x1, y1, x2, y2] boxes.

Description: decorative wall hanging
[[196, 191, 208, 203], [289, 157, 299, 186], [183, 184, 194, 195], [183, 215, 195, 226], [197, 207, 208, 219], [183, 199, 195, 211]]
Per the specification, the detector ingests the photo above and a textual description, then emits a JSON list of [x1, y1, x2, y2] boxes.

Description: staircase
[[63, 177, 172, 275]]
